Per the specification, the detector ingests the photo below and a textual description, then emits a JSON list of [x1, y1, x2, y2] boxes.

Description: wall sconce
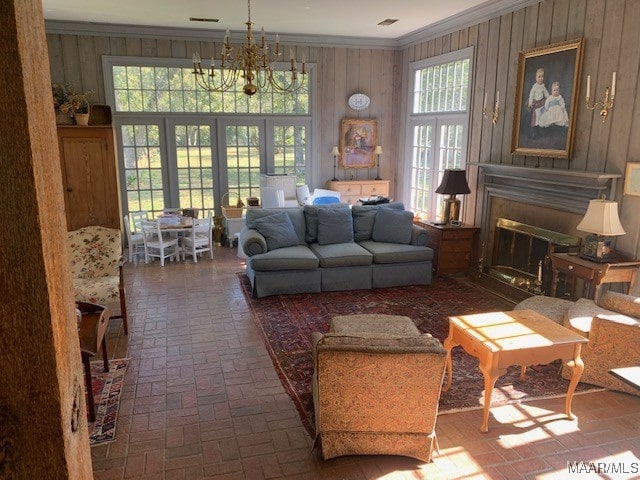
[[482, 91, 499, 125], [435, 169, 471, 225], [374, 145, 383, 180], [576, 197, 625, 262], [331, 146, 340, 181], [585, 72, 615, 122]]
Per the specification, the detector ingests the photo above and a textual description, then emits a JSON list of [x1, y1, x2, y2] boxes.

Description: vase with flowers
[[52, 83, 94, 125]]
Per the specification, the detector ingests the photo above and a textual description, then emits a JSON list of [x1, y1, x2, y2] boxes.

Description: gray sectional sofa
[[239, 202, 434, 297]]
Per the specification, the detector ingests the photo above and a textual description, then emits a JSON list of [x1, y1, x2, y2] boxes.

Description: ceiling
[[42, 0, 500, 40]]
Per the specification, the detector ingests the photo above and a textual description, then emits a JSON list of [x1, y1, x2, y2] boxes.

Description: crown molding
[[397, 0, 542, 48], [45, 1, 542, 51], [44, 20, 398, 50]]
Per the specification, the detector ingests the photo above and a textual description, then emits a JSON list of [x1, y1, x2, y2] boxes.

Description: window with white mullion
[[404, 47, 473, 222]]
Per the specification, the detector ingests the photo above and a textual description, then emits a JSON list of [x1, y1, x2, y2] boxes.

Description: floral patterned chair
[[312, 314, 447, 463], [68, 226, 128, 334]]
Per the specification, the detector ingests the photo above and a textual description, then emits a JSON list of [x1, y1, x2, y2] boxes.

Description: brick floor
[[91, 247, 640, 479]]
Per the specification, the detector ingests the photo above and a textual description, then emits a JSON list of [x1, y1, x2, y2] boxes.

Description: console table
[[549, 252, 640, 300], [326, 179, 389, 205], [417, 222, 479, 275]]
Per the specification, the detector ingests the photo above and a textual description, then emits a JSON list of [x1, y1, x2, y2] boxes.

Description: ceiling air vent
[[189, 17, 219, 23], [377, 19, 398, 26]]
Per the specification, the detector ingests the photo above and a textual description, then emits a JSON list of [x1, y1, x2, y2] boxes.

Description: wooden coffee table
[[443, 309, 588, 432]]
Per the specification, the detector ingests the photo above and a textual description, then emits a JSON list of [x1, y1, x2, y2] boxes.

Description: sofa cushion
[[598, 291, 640, 318], [359, 241, 433, 264], [246, 207, 306, 244], [317, 208, 354, 245], [352, 203, 405, 242], [251, 212, 300, 251], [372, 208, 414, 244], [304, 203, 351, 243], [309, 242, 372, 268], [249, 245, 320, 271]]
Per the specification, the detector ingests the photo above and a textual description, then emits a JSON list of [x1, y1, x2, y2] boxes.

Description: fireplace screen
[[490, 218, 581, 294]]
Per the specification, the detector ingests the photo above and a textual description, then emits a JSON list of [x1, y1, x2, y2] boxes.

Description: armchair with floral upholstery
[[67, 226, 128, 334]]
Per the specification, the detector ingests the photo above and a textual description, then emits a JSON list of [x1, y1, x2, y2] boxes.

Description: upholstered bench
[[512, 295, 573, 324]]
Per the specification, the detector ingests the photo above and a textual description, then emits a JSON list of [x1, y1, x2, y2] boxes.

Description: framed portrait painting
[[624, 162, 640, 197], [340, 119, 378, 168], [511, 38, 583, 158]]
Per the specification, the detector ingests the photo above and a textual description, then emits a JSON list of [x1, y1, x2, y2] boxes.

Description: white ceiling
[[42, 0, 499, 40]]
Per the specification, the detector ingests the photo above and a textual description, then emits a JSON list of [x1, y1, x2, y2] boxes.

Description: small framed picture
[[624, 162, 640, 197], [340, 119, 378, 169]]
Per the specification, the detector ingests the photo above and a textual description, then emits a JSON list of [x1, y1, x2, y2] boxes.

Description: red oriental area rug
[[239, 274, 600, 437], [88, 358, 129, 446]]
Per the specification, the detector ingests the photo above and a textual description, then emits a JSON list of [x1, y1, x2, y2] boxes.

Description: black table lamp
[[435, 169, 470, 224]]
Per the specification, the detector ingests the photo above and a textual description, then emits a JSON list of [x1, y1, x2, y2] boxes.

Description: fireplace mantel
[[468, 163, 621, 214]]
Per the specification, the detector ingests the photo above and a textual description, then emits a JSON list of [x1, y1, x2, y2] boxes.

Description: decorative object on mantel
[[434, 169, 470, 225], [482, 91, 500, 125], [623, 162, 640, 197], [511, 38, 583, 159], [330, 146, 339, 181], [374, 145, 383, 180], [585, 71, 615, 122], [52, 83, 94, 126], [340, 119, 378, 169], [191, 0, 306, 96], [576, 197, 626, 262]]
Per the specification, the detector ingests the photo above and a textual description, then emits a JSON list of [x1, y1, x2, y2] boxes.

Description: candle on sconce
[[586, 75, 591, 100], [483, 92, 487, 109], [611, 71, 616, 97], [495, 91, 500, 108]]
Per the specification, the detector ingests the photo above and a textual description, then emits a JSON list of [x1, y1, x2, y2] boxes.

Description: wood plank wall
[[401, 0, 640, 258], [46, 33, 399, 195], [46, 0, 640, 258]]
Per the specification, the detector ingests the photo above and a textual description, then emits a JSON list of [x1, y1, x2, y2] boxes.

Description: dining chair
[[124, 214, 145, 262], [130, 211, 148, 230], [181, 212, 214, 262], [141, 220, 180, 266]]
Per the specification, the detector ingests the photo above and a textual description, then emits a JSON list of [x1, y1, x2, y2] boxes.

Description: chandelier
[[191, 0, 306, 96]]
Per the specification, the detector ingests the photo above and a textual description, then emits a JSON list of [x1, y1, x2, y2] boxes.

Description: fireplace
[[489, 218, 580, 295], [470, 163, 621, 301]]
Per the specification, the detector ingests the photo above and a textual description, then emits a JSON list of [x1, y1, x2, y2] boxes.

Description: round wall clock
[[348, 93, 370, 111]]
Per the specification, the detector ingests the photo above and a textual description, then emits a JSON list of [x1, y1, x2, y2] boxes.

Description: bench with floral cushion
[[68, 225, 128, 334]]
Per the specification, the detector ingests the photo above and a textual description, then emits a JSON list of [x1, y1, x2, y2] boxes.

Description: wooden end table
[[443, 309, 588, 432], [415, 221, 479, 275], [77, 302, 110, 422]]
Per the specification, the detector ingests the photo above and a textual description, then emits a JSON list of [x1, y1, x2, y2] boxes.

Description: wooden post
[[0, 1, 93, 477]]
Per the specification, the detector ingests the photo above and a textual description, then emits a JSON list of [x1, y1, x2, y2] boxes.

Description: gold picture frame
[[340, 119, 378, 168], [511, 38, 584, 158], [624, 162, 640, 197]]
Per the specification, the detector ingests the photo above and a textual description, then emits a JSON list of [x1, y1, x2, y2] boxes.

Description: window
[[103, 57, 312, 217], [405, 47, 472, 221]]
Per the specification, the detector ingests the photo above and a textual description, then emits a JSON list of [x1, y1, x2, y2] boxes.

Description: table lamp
[[435, 169, 470, 225], [331, 146, 340, 181], [576, 198, 626, 262]]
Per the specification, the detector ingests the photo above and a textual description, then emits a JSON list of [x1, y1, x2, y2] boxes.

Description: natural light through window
[[406, 48, 472, 221]]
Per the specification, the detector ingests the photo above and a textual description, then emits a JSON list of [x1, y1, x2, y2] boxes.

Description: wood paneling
[[46, 0, 640, 261]]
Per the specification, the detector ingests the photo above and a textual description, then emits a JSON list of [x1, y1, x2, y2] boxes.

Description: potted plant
[[52, 83, 94, 125]]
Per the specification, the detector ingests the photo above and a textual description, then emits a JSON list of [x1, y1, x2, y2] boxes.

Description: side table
[[77, 302, 110, 422], [417, 222, 479, 275], [549, 252, 640, 300], [225, 216, 246, 247]]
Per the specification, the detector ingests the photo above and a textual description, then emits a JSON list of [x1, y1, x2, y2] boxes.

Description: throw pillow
[[372, 208, 414, 244], [352, 202, 405, 242], [252, 212, 299, 251], [317, 207, 354, 245], [304, 203, 350, 243]]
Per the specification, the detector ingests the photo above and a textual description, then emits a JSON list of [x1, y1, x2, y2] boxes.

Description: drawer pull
[[568, 265, 574, 270]]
